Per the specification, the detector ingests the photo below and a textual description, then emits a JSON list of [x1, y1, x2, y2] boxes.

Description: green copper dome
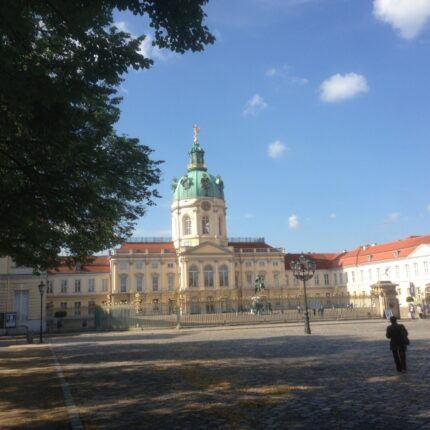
[[172, 132, 224, 201]]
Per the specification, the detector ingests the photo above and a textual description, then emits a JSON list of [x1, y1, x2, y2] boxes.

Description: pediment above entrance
[[179, 241, 233, 257]]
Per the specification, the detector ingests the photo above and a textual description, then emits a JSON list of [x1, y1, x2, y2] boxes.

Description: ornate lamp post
[[38, 281, 45, 343], [290, 255, 316, 335]]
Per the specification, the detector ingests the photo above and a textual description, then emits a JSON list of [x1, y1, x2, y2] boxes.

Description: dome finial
[[193, 124, 201, 145]]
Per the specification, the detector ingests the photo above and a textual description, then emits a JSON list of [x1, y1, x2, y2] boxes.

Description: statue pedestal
[[370, 281, 400, 319], [251, 294, 268, 314]]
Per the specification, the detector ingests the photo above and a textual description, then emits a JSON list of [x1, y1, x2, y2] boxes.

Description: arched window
[[136, 274, 144, 292], [219, 265, 229, 287], [246, 271, 253, 288], [189, 265, 199, 288], [120, 275, 127, 293], [202, 216, 210, 234], [219, 216, 222, 235], [204, 265, 214, 287], [183, 215, 192, 235]]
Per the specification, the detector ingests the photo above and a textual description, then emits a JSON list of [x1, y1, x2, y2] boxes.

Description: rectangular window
[[151, 261, 159, 269], [46, 280, 53, 294], [359, 270, 364, 282], [74, 279, 81, 293], [414, 263, 419, 276], [135, 261, 143, 270], [119, 261, 128, 270], [376, 268, 380, 280], [61, 280, 68, 294], [351, 271, 355, 283], [136, 276, 143, 292], [368, 268, 372, 281], [88, 279, 95, 293], [324, 274, 329, 286], [395, 265, 400, 278], [101, 279, 108, 292], [152, 299, 159, 312], [274, 272, 280, 287], [334, 273, 338, 285], [168, 274, 174, 291], [60, 302, 67, 311], [314, 274, 320, 286], [339, 273, 343, 284], [167, 263, 174, 268], [152, 275, 159, 291], [258, 261, 265, 267], [245, 261, 252, 267], [345, 272, 348, 283], [273, 261, 279, 267], [88, 301, 96, 315], [120, 276, 127, 293], [74, 302, 81, 316], [246, 272, 253, 287], [405, 264, 410, 278], [424, 261, 429, 274]]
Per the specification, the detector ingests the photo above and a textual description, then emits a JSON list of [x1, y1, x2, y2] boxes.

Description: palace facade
[[1, 131, 429, 331]]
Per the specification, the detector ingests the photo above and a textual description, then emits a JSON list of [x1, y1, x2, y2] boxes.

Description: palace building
[[1, 129, 430, 331]]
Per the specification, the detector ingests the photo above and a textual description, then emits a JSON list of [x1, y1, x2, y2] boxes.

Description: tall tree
[[0, 1, 214, 270]]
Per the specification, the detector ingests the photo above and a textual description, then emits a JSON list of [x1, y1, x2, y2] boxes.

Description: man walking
[[386, 316, 409, 373]]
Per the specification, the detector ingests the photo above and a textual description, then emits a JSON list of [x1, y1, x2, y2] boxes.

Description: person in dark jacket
[[386, 316, 409, 373]]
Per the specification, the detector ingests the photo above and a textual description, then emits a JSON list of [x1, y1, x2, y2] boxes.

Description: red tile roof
[[284, 234, 430, 270], [229, 241, 273, 250], [48, 256, 110, 274], [118, 242, 176, 252]]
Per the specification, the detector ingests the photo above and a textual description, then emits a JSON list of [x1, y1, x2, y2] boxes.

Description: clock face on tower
[[201, 201, 211, 211]]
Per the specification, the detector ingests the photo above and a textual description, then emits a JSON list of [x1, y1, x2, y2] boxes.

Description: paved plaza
[[1, 319, 430, 429]]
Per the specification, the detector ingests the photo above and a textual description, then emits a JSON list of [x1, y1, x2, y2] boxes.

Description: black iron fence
[[46, 295, 380, 332]]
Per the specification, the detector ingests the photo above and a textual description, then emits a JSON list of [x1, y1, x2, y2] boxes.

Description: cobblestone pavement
[[1, 319, 430, 430]]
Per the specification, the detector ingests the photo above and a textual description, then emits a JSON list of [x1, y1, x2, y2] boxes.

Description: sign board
[[5, 312, 17, 328], [384, 309, 393, 320]]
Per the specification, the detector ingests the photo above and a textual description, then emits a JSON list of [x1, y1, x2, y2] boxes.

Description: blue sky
[[113, 0, 430, 253]]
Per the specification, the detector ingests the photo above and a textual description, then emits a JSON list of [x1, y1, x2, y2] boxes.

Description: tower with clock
[[171, 126, 228, 250]]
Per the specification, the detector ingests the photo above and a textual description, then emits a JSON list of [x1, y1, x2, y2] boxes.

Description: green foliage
[[405, 296, 414, 303], [0, 1, 214, 270]]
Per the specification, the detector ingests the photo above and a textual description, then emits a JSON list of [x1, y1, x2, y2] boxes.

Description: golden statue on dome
[[193, 124, 201, 145]]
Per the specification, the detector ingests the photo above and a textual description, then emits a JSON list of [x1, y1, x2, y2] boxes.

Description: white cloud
[[242, 94, 268, 117], [329, 213, 337, 219], [320, 73, 369, 103], [373, 0, 430, 40], [265, 64, 308, 85], [268, 140, 288, 158], [288, 214, 299, 229], [387, 212, 401, 222], [114, 21, 130, 33], [139, 34, 168, 61]]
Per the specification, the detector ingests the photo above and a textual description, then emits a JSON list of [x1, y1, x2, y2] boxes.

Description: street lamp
[[290, 255, 316, 335], [38, 281, 45, 343]]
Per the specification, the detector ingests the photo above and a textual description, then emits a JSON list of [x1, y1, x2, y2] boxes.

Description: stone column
[[370, 281, 400, 319]]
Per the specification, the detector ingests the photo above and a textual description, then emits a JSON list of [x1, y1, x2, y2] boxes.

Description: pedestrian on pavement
[[417, 304, 423, 319], [297, 305, 302, 314], [386, 316, 409, 373]]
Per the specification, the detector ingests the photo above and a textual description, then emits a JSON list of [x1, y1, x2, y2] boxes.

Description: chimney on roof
[[370, 243, 376, 247], [362, 245, 368, 251]]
